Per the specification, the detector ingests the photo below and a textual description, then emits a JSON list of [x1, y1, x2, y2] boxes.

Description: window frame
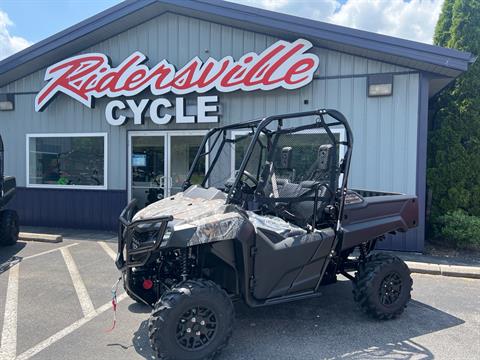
[[26, 132, 108, 190]]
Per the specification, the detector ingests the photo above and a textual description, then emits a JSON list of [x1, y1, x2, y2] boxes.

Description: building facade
[[0, 0, 474, 251]]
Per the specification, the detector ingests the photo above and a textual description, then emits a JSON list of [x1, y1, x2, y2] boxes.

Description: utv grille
[[116, 200, 173, 269]]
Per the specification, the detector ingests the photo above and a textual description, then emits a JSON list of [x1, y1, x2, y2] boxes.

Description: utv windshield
[[182, 119, 266, 191]]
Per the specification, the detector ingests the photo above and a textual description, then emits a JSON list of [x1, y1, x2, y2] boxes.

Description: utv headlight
[[163, 228, 172, 240], [157, 228, 172, 248], [132, 222, 171, 249]]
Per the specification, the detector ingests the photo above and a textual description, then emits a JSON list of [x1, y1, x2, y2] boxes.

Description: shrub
[[433, 210, 480, 248]]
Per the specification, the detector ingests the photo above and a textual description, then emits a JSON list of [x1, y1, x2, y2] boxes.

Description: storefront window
[[27, 134, 107, 188]]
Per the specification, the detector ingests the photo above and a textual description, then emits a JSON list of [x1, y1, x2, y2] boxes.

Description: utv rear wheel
[[0, 210, 19, 246], [353, 253, 412, 320], [148, 279, 234, 360]]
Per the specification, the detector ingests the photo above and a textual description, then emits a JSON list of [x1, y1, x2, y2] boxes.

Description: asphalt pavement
[[0, 238, 479, 360]]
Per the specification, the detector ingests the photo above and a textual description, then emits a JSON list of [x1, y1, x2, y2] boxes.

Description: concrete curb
[[19, 232, 63, 243], [406, 261, 480, 279]]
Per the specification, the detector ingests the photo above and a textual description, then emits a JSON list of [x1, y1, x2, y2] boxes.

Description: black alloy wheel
[[176, 305, 218, 351], [379, 271, 402, 306]]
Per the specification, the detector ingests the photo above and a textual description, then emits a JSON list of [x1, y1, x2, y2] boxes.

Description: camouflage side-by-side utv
[[116, 109, 418, 360]]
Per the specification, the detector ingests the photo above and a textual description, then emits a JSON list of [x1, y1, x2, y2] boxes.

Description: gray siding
[[0, 13, 418, 191], [1, 73, 418, 195], [0, 12, 421, 247]]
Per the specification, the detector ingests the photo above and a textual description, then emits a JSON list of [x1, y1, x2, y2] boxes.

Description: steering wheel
[[224, 170, 258, 194], [230, 170, 258, 195], [240, 170, 258, 186]]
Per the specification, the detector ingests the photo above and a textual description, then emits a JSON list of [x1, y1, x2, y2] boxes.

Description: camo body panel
[[132, 192, 247, 245], [182, 212, 247, 246], [133, 192, 227, 225]]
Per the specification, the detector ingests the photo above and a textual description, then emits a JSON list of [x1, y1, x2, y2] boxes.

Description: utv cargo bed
[[341, 189, 418, 250]]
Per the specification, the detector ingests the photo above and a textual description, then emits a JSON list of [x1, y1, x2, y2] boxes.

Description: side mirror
[[279, 146, 293, 169]]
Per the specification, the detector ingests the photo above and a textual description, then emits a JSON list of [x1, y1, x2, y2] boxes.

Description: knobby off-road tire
[[353, 253, 412, 320], [0, 210, 19, 246], [148, 279, 234, 360]]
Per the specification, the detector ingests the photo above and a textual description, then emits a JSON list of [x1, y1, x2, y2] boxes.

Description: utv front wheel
[[0, 210, 19, 246], [148, 279, 234, 360], [353, 253, 412, 320]]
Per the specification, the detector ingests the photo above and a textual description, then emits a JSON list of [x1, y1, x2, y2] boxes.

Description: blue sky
[[0, 0, 443, 61], [0, 0, 120, 43]]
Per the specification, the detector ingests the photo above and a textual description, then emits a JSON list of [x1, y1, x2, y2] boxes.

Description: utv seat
[[272, 144, 338, 227]]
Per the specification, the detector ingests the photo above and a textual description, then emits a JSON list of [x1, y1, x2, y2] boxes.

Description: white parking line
[[0, 263, 19, 360], [15, 292, 128, 360], [98, 241, 117, 261], [22, 243, 79, 260], [60, 248, 95, 317]]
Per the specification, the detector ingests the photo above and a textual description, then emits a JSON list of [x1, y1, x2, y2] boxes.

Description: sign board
[[34, 38, 320, 125]]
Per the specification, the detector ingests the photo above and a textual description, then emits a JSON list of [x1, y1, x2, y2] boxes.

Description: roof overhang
[[0, 0, 475, 97]]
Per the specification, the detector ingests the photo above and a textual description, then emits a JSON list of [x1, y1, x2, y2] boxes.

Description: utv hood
[[132, 186, 248, 246]]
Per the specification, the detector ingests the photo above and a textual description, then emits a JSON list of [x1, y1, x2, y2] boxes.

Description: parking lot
[[0, 237, 479, 360]]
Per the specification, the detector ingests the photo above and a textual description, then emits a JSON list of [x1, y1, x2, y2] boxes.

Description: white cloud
[[231, 0, 443, 44], [234, 0, 339, 22], [330, 0, 443, 44], [0, 10, 31, 61]]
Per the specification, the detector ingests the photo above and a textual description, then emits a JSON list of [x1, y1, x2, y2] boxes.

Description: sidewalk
[[20, 226, 480, 279], [389, 251, 480, 279], [20, 226, 116, 242]]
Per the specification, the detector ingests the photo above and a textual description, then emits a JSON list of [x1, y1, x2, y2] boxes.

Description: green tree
[[428, 0, 480, 245], [434, 0, 455, 45]]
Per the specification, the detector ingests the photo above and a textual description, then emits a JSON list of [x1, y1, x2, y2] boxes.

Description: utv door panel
[[253, 228, 335, 299], [287, 235, 335, 294]]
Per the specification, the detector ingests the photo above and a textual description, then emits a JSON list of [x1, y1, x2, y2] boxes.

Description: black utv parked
[[0, 135, 19, 246], [116, 109, 418, 360]]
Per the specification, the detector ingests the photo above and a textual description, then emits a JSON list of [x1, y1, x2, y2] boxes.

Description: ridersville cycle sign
[[34, 38, 319, 111]]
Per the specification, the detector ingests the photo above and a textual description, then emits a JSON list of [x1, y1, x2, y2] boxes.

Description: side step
[[263, 290, 320, 306]]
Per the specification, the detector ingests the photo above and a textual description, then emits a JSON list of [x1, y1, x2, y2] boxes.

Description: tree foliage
[[428, 0, 480, 244]]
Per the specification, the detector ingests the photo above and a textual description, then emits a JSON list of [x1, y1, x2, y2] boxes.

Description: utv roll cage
[[184, 108, 353, 230], [118, 109, 353, 270]]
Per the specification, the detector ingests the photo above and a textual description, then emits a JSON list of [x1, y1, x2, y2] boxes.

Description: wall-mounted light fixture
[[0, 94, 14, 111], [367, 74, 393, 97]]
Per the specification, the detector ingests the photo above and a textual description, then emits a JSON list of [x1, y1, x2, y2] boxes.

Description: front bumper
[[115, 199, 172, 271]]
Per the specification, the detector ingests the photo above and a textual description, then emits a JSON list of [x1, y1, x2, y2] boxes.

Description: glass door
[[168, 133, 207, 196], [128, 131, 207, 208], [129, 134, 166, 208]]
